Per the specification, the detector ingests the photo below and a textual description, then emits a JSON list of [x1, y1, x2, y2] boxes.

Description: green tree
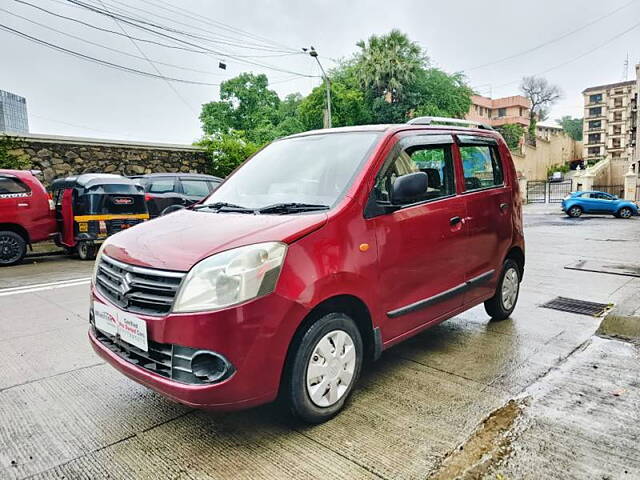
[[200, 73, 281, 144], [197, 131, 260, 178], [354, 30, 427, 104], [298, 78, 371, 130], [556, 116, 583, 141], [0, 135, 30, 170], [411, 69, 473, 119], [495, 124, 525, 150]]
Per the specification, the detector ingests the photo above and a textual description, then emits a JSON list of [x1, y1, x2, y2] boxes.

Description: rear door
[[457, 136, 513, 304], [370, 133, 469, 342]]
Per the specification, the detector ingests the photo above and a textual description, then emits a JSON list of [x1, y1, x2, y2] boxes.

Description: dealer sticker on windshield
[[94, 302, 148, 352]]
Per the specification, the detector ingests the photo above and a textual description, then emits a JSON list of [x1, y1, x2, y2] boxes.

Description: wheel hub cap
[[501, 267, 519, 310], [306, 330, 356, 407]]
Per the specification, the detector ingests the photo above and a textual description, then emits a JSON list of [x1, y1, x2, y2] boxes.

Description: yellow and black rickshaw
[[51, 174, 149, 260]]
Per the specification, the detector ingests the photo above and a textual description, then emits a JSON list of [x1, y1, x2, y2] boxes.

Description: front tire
[[484, 259, 521, 321], [77, 242, 97, 260], [618, 207, 633, 219], [0, 231, 27, 266], [283, 313, 363, 424], [567, 205, 583, 218]]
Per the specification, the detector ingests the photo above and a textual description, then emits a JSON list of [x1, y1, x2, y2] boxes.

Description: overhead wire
[[0, 23, 220, 85], [463, 0, 639, 72], [1, 7, 226, 76], [95, 0, 199, 114]]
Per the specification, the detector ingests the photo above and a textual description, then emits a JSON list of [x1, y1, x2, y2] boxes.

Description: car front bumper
[[89, 286, 308, 410]]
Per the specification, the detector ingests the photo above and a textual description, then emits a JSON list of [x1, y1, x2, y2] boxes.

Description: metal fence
[[526, 180, 572, 203], [592, 184, 624, 197], [526, 181, 547, 203]]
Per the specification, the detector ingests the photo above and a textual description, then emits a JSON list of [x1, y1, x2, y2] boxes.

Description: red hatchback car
[[0, 169, 56, 265], [89, 118, 525, 423]]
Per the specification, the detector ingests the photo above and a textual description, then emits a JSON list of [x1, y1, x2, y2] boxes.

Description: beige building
[[466, 95, 531, 128], [582, 79, 637, 175]]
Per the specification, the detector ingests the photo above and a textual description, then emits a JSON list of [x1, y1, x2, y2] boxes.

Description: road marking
[[0, 277, 91, 297]]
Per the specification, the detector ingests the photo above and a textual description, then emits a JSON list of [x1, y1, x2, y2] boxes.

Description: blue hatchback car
[[562, 191, 639, 219]]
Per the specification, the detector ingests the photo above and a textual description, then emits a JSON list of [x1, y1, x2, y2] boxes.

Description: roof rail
[[407, 116, 494, 131]]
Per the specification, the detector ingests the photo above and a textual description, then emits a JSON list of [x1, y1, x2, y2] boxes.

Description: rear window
[[149, 179, 175, 194], [0, 177, 30, 195], [460, 145, 503, 191], [181, 179, 210, 197]]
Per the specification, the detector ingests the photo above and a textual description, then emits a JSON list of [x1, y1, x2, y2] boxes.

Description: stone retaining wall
[[4, 133, 209, 185]]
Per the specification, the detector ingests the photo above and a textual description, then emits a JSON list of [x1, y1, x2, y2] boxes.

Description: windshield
[[203, 132, 381, 210]]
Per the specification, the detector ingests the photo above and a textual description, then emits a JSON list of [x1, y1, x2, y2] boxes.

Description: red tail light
[[145, 193, 153, 202]]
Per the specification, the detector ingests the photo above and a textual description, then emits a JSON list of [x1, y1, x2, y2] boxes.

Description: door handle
[[449, 216, 462, 226], [17, 203, 29, 207], [500, 202, 509, 211]]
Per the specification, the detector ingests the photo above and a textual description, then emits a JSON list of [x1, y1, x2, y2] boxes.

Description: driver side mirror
[[391, 172, 428, 205]]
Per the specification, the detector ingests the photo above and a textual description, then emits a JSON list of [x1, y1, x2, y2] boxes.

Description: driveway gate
[[548, 181, 572, 203], [526, 181, 547, 203]]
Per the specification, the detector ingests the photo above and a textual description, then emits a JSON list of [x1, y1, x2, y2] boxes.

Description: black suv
[[130, 173, 223, 217]]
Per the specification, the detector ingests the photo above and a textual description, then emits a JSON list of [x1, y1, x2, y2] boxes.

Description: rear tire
[[567, 205, 583, 218], [77, 242, 97, 261], [484, 259, 521, 321], [283, 313, 363, 424], [0, 231, 27, 266], [618, 207, 633, 219]]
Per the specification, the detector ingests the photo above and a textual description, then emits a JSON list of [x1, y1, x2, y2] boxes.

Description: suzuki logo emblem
[[120, 273, 133, 295]]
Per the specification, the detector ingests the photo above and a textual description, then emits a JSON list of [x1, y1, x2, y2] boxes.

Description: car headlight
[[172, 242, 287, 313], [91, 241, 108, 285]]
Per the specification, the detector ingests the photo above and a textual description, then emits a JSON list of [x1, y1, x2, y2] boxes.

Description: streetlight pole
[[306, 46, 331, 128]]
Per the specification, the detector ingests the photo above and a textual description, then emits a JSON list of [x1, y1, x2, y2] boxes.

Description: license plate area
[[94, 301, 148, 351]]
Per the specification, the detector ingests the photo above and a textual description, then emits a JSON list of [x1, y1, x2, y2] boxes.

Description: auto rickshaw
[[50, 174, 149, 260]]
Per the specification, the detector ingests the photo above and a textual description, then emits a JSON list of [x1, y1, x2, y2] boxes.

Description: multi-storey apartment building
[[465, 95, 531, 128], [582, 80, 637, 170], [0, 89, 29, 133]]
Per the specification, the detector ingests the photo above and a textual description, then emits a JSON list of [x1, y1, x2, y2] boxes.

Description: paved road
[[0, 207, 638, 479]]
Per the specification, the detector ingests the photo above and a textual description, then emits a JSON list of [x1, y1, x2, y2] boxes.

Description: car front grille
[[95, 254, 185, 316], [93, 327, 227, 385]]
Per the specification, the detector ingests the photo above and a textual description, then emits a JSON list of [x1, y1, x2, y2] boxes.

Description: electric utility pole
[[305, 46, 331, 128]]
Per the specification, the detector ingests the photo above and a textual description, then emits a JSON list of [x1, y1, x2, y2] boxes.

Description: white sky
[[1, 0, 639, 144]]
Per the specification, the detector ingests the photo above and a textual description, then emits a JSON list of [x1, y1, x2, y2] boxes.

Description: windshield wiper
[[256, 202, 330, 214], [193, 202, 252, 213]]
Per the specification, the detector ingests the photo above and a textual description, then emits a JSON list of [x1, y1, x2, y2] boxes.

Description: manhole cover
[[541, 297, 610, 316]]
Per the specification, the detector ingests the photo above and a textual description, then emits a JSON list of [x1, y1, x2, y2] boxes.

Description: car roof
[[0, 169, 39, 179], [129, 173, 223, 181], [51, 173, 142, 190], [284, 123, 500, 140]]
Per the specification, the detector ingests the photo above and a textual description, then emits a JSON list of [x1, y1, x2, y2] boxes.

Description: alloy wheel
[[501, 267, 519, 311], [569, 207, 582, 218], [620, 208, 632, 219], [306, 330, 356, 408], [0, 234, 22, 264]]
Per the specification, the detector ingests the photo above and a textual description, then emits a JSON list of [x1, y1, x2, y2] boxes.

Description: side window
[[181, 179, 211, 197], [460, 145, 503, 191], [375, 143, 455, 204], [149, 179, 175, 194], [208, 180, 222, 192], [0, 177, 30, 195]]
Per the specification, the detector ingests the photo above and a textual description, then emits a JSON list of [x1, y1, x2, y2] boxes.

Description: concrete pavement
[[0, 206, 638, 479]]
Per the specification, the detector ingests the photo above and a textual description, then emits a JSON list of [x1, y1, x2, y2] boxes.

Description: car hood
[[103, 209, 328, 271]]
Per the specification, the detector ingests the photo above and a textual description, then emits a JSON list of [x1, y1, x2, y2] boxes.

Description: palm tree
[[355, 30, 427, 103]]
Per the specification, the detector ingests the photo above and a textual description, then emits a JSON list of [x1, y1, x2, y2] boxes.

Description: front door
[[369, 134, 469, 342], [457, 136, 513, 303]]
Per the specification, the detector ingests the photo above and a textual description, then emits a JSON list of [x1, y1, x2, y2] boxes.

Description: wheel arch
[[0, 223, 30, 244], [504, 246, 525, 279], [278, 294, 377, 399]]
